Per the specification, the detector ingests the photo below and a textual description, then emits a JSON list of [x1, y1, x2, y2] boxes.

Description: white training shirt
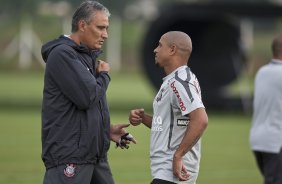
[[250, 59, 282, 153], [150, 66, 205, 183]]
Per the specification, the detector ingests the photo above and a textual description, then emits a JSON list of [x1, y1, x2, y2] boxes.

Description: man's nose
[[102, 30, 108, 39]]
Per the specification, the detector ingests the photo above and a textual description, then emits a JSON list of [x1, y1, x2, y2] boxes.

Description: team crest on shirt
[[156, 88, 165, 102], [64, 164, 76, 177]]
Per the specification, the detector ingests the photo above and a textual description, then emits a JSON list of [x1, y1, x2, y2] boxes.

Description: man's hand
[[116, 133, 135, 149], [97, 60, 110, 73], [129, 109, 144, 126], [110, 124, 136, 149], [173, 155, 190, 181]]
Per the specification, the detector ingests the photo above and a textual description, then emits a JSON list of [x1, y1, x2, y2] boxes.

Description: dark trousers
[[151, 178, 176, 184], [43, 160, 114, 184], [253, 148, 282, 184]]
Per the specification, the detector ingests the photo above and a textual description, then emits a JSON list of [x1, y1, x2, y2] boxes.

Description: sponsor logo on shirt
[[170, 81, 187, 111], [152, 116, 163, 131], [177, 119, 189, 126]]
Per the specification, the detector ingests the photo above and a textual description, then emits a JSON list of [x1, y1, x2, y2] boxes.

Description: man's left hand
[[110, 124, 137, 149]]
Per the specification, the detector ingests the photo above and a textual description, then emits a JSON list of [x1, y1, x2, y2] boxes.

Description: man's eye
[[98, 26, 108, 30]]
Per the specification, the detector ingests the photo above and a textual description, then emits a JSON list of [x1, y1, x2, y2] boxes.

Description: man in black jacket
[[41, 1, 135, 184]]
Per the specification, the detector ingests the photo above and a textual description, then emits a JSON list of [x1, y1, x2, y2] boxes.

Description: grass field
[[0, 71, 262, 184]]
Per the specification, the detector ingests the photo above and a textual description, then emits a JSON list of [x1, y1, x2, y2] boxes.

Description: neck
[[69, 34, 80, 45], [164, 64, 185, 75]]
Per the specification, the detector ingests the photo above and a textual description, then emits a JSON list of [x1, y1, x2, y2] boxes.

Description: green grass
[[0, 71, 262, 184]]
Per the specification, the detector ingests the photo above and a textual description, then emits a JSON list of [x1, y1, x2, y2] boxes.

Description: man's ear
[[78, 20, 86, 32], [169, 44, 177, 55]]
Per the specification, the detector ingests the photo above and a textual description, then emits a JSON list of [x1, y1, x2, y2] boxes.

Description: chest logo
[[170, 81, 187, 111], [152, 116, 163, 131]]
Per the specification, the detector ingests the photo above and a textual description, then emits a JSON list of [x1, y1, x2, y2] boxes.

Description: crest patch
[[64, 164, 76, 177]]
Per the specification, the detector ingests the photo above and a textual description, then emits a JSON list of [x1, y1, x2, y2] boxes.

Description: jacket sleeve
[[45, 46, 110, 110]]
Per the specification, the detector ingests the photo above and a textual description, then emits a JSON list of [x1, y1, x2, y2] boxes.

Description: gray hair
[[71, 1, 110, 33]]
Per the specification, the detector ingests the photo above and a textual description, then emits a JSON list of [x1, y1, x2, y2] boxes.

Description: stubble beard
[[155, 61, 160, 68]]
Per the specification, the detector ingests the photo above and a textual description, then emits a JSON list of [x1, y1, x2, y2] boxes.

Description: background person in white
[[129, 31, 208, 184], [249, 34, 282, 184]]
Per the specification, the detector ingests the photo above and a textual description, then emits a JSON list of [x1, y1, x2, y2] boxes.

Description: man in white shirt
[[129, 31, 208, 184], [249, 34, 282, 184]]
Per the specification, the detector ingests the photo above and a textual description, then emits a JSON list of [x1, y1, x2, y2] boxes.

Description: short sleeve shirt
[[150, 66, 205, 183]]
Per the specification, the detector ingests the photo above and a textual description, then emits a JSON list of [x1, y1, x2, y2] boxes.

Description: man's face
[[154, 35, 170, 67], [82, 11, 109, 49]]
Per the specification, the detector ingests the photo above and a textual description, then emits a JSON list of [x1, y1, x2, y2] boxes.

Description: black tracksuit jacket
[[41, 35, 111, 169]]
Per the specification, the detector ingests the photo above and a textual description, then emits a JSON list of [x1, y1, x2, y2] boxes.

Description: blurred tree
[[100, 0, 132, 17], [0, 0, 44, 18], [100, 0, 132, 71], [1, 0, 46, 69]]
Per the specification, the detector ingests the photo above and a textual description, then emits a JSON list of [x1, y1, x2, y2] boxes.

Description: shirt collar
[[163, 65, 187, 81], [271, 59, 282, 64]]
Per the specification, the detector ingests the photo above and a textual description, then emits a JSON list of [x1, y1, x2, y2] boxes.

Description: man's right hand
[[97, 60, 110, 73], [129, 108, 144, 126]]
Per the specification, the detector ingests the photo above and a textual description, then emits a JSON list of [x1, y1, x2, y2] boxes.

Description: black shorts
[[253, 148, 282, 184], [43, 160, 114, 184], [151, 178, 176, 184]]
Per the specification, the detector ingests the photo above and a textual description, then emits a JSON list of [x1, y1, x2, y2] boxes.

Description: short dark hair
[[272, 34, 282, 58], [71, 1, 110, 33]]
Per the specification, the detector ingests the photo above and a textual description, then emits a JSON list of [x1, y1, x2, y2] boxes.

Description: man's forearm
[[142, 113, 153, 128], [174, 122, 206, 158], [174, 108, 208, 158]]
